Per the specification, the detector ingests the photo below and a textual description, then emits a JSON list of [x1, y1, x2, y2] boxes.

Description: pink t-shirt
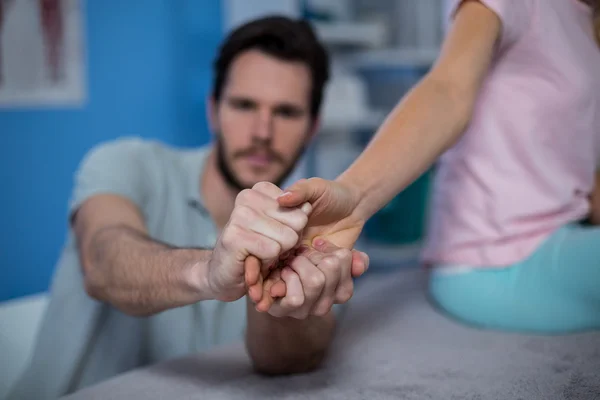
[[422, 0, 600, 267]]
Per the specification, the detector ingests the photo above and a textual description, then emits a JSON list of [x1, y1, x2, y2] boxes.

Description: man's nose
[[251, 108, 274, 142]]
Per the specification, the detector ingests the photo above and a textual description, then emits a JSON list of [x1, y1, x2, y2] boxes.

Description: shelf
[[342, 48, 440, 69], [320, 109, 386, 133], [312, 21, 387, 49]]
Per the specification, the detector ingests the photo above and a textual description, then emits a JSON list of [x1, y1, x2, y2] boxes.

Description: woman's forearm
[[335, 1, 503, 222], [337, 75, 473, 221]]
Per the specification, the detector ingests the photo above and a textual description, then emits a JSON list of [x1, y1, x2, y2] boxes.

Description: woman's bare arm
[[338, 1, 504, 220]]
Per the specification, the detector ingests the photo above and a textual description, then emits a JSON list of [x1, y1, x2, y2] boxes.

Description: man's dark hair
[[212, 15, 330, 119]]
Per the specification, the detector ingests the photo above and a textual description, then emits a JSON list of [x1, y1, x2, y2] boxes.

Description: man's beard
[[216, 135, 306, 193]]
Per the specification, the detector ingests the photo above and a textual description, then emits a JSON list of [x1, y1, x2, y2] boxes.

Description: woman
[[275, 0, 600, 333]]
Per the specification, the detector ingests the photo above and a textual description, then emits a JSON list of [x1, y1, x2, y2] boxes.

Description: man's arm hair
[[73, 194, 215, 316], [245, 298, 336, 375]]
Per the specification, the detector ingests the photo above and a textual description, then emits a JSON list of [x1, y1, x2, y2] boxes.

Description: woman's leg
[[429, 224, 600, 333]]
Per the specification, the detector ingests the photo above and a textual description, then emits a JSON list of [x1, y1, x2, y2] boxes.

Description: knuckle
[[268, 306, 284, 318], [346, 279, 355, 292], [289, 211, 308, 232], [335, 249, 353, 263], [301, 248, 319, 261], [220, 224, 241, 249], [280, 228, 299, 251], [259, 238, 281, 259], [336, 285, 354, 303], [308, 271, 326, 289], [287, 295, 304, 308], [322, 256, 340, 270], [252, 181, 277, 193], [232, 204, 257, 223], [235, 188, 254, 205], [313, 309, 328, 317], [313, 301, 333, 316]]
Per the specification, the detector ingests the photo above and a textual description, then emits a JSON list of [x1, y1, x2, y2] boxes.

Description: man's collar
[[183, 145, 212, 216]]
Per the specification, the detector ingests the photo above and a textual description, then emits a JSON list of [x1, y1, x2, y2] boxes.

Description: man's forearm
[[245, 298, 336, 375], [82, 225, 214, 316]]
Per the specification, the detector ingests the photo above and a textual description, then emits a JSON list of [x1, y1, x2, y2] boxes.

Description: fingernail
[[278, 192, 292, 199], [314, 238, 325, 248]]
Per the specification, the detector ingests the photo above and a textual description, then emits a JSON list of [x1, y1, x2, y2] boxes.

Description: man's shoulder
[[71, 138, 212, 212], [82, 137, 211, 172], [85, 137, 177, 160]]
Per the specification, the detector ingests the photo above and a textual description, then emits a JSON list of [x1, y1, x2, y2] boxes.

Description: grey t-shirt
[[8, 138, 248, 399]]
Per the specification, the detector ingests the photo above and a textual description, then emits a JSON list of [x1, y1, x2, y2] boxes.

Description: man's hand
[[251, 243, 370, 309], [254, 240, 358, 318], [207, 182, 310, 302], [244, 178, 370, 305]]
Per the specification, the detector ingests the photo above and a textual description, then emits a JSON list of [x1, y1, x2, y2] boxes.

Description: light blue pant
[[429, 224, 600, 334]]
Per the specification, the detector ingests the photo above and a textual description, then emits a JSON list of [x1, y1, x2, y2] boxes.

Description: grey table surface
[[63, 268, 600, 400]]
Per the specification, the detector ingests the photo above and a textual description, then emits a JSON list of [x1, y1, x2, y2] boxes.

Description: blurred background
[[0, 0, 449, 394]]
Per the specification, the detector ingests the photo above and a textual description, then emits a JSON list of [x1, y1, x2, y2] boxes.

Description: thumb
[[277, 178, 325, 208], [312, 237, 341, 253]]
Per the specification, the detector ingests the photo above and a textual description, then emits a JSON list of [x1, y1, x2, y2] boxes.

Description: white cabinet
[[222, 0, 300, 31]]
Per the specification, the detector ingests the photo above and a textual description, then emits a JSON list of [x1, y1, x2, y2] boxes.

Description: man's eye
[[231, 100, 255, 110], [276, 107, 302, 118]]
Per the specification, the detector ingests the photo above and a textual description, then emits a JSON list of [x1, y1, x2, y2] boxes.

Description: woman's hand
[[277, 177, 366, 258]]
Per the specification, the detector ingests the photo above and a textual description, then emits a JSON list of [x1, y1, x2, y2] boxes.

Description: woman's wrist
[[335, 173, 371, 223]]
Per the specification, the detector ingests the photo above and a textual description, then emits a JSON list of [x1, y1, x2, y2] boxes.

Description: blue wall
[[0, 1, 223, 301]]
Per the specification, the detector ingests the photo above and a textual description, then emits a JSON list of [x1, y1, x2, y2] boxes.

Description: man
[[8, 16, 367, 400]]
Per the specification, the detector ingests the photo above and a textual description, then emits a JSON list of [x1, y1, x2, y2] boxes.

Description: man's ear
[[308, 117, 321, 141], [206, 96, 219, 135]]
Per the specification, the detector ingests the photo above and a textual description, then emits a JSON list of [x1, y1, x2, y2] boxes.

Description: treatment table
[[62, 268, 600, 399]]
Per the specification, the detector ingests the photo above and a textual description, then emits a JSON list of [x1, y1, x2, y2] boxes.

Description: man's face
[[210, 49, 317, 191]]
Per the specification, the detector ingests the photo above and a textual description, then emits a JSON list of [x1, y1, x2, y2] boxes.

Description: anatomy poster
[[0, 0, 86, 107]]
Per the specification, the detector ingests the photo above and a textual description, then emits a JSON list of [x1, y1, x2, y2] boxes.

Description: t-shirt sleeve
[[446, 0, 535, 50], [69, 137, 150, 218]]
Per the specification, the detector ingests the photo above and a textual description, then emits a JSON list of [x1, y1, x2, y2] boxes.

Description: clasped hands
[[207, 181, 368, 319]]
